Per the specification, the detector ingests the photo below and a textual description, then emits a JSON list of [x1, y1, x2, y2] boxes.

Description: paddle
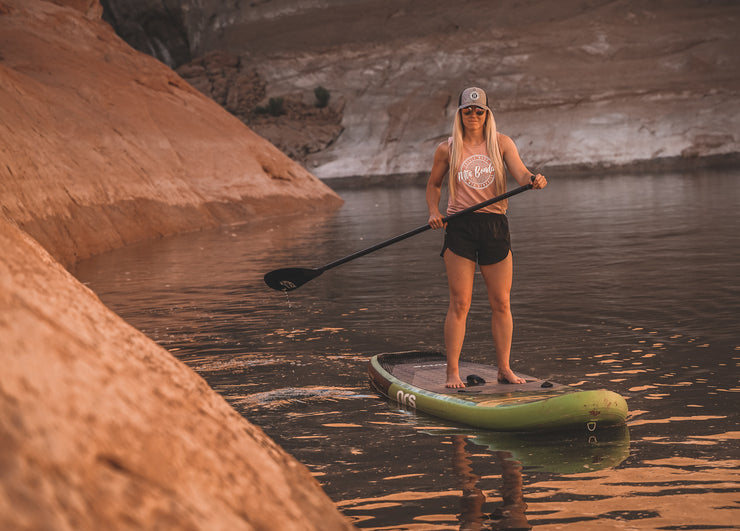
[[264, 181, 534, 291]]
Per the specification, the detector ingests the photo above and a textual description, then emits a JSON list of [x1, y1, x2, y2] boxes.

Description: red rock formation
[[0, 217, 354, 530], [0, 0, 353, 529], [0, 0, 342, 267]]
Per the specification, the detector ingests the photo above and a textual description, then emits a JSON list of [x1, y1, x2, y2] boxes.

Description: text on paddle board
[[396, 390, 416, 409]]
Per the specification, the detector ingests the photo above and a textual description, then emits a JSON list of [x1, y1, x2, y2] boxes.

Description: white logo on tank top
[[457, 154, 495, 189]]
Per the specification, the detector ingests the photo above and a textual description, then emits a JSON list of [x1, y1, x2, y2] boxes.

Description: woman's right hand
[[428, 211, 446, 230]]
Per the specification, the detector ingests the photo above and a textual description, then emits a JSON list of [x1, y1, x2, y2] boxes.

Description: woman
[[426, 87, 547, 388]]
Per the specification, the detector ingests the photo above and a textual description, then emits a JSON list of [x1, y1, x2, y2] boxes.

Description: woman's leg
[[443, 249, 476, 388], [480, 252, 525, 384]]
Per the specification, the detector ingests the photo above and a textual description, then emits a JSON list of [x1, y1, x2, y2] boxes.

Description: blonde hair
[[448, 108, 506, 200]]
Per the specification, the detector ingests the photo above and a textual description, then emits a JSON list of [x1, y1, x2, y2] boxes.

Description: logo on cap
[[458, 87, 490, 111]]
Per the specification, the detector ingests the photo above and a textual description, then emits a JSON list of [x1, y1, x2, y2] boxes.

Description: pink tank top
[[447, 139, 506, 215]]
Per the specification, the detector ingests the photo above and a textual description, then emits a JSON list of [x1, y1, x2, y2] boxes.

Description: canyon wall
[[100, 0, 740, 182], [0, 0, 342, 267], [0, 0, 353, 528], [0, 215, 354, 530]]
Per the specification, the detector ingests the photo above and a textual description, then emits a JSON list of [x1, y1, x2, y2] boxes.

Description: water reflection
[[74, 170, 740, 530], [450, 427, 631, 531], [453, 436, 530, 531], [452, 435, 532, 531], [348, 411, 630, 529]]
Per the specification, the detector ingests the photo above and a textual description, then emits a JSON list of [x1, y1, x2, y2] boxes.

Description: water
[[74, 171, 740, 530]]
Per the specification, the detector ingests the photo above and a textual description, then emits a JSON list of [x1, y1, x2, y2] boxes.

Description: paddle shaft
[[318, 182, 533, 273]]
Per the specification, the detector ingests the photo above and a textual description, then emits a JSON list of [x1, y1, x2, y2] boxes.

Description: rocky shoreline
[[322, 152, 740, 191]]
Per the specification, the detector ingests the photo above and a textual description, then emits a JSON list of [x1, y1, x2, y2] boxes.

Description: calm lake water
[[74, 170, 739, 530]]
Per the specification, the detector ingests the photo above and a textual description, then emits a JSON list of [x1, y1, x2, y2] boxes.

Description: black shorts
[[441, 213, 511, 265]]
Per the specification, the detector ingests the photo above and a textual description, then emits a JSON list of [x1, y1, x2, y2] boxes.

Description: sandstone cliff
[[0, 0, 342, 268], [0, 216, 355, 530], [101, 0, 740, 182], [0, 0, 353, 529]]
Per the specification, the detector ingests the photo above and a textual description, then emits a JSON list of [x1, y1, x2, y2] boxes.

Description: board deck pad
[[387, 354, 565, 395]]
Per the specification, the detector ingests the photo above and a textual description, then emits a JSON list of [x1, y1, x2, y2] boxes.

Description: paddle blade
[[264, 267, 323, 291]]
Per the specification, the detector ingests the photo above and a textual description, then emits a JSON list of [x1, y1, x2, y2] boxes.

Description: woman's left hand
[[531, 173, 547, 189]]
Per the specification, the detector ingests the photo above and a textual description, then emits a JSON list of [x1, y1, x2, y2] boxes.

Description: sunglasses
[[462, 107, 486, 116]]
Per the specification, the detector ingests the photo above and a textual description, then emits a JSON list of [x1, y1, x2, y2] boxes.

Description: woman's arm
[[427, 141, 450, 229], [498, 133, 547, 189]]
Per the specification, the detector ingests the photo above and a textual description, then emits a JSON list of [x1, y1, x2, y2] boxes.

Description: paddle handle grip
[[320, 182, 533, 273]]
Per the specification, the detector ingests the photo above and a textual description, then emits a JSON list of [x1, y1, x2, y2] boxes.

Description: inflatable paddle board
[[368, 351, 628, 432]]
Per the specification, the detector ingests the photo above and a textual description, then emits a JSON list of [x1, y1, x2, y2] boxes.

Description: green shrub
[[255, 97, 285, 116], [314, 86, 330, 108], [267, 97, 285, 116]]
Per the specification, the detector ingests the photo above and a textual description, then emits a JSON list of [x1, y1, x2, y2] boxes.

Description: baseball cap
[[458, 87, 490, 111]]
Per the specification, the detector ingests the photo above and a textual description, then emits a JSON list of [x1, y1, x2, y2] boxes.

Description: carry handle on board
[[264, 180, 534, 292]]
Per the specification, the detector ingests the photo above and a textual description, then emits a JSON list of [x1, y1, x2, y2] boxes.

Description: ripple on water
[[233, 386, 370, 410]]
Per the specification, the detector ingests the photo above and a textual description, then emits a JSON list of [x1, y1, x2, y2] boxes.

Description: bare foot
[[497, 368, 526, 384], [445, 371, 466, 388]]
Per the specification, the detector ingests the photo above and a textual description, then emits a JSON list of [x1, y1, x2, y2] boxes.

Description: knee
[[448, 296, 471, 318], [489, 295, 511, 314]]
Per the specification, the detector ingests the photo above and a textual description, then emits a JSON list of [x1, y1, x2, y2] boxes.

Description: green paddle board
[[369, 351, 628, 432]]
